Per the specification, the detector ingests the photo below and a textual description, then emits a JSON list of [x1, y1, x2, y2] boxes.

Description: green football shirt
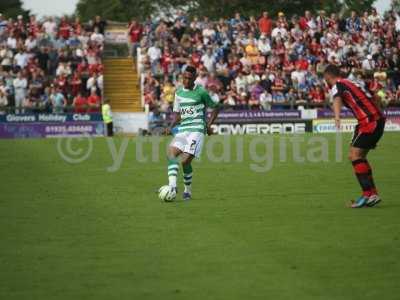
[[173, 85, 219, 133]]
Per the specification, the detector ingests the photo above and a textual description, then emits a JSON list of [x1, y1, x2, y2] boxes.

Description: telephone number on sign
[[45, 125, 94, 133]]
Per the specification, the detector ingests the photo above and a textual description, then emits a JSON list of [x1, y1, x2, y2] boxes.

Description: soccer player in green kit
[[164, 66, 220, 201]]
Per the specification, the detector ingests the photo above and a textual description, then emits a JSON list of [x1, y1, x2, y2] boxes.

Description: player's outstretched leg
[[182, 163, 193, 200]]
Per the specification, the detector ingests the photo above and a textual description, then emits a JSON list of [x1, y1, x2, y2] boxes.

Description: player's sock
[[168, 158, 179, 188], [352, 159, 377, 197], [182, 163, 193, 194]]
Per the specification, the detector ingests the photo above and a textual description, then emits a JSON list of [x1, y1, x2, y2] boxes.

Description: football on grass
[[158, 186, 176, 202]]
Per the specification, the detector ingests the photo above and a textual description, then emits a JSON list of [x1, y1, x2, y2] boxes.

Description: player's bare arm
[[165, 112, 181, 135], [332, 96, 342, 129], [207, 106, 220, 135]]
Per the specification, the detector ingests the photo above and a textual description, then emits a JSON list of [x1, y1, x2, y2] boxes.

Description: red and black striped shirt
[[331, 78, 383, 126]]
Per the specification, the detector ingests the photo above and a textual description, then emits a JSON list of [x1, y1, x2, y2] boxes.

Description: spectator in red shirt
[[87, 89, 101, 112], [73, 17, 82, 35], [299, 11, 312, 31], [295, 55, 309, 71], [58, 16, 71, 40], [191, 51, 202, 68], [161, 48, 174, 75], [54, 74, 68, 94], [128, 20, 142, 57], [70, 72, 82, 97], [228, 55, 243, 77], [258, 11, 273, 36], [77, 60, 89, 75], [310, 38, 322, 56], [73, 92, 87, 113], [28, 15, 40, 37], [309, 86, 326, 105], [88, 63, 102, 76]]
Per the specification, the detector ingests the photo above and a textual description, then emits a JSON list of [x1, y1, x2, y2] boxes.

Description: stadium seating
[[0, 14, 104, 114], [103, 58, 141, 112], [133, 9, 400, 112]]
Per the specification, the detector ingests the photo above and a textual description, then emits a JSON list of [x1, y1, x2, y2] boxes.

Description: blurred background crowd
[[136, 8, 400, 112], [0, 13, 106, 113], [2, 6, 400, 115]]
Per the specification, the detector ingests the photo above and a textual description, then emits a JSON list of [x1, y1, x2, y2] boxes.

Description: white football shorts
[[170, 131, 205, 158]]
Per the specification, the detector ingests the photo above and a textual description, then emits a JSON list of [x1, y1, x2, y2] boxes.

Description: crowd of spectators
[[136, 8, 400, 112], [0, 13, 106, 114]]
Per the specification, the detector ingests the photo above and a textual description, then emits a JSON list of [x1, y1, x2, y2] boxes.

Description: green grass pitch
[[0, 133, 399, 300]]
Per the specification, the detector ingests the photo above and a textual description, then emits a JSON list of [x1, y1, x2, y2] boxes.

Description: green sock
[[182, 164, 193, 193], [168, 158, 179, 188]]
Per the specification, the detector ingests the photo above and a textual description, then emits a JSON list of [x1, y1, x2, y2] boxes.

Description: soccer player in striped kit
[[165, 66, 220, 201], [324, 65, 386, 208]]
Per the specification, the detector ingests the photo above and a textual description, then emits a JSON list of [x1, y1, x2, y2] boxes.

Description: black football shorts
[[351, 118, 385, 150]]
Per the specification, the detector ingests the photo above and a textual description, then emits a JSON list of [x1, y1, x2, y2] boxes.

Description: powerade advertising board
[[207, 110, 311, 135], [211, 121, 311, 135]]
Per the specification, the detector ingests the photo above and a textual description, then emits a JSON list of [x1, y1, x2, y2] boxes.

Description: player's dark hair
[[324, 64, 342, 77], [185, 65, 197, 77]]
